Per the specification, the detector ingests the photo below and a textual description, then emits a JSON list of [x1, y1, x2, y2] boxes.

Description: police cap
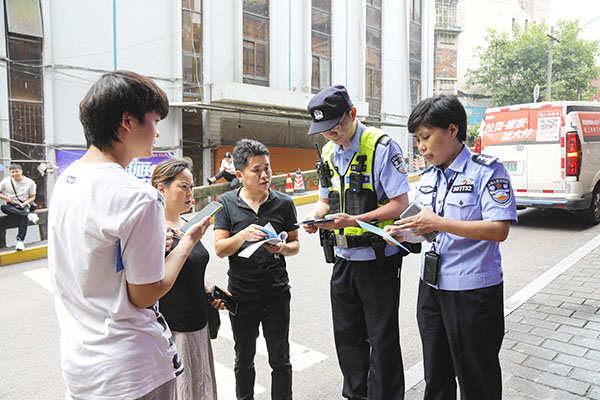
[[307, 85, 353, 135]]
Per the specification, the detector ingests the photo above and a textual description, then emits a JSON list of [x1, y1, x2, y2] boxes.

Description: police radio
[[315, 143, 333, 188]]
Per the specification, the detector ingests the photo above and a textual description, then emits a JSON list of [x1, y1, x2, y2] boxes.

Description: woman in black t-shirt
[[152, 158, 225, 400]]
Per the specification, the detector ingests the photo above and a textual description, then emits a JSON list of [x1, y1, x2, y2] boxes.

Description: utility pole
[[546, 26, 560, 101]]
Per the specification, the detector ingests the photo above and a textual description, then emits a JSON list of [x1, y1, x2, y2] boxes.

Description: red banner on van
[[578, 112, 600, 139], [482, 106, 563, 146]]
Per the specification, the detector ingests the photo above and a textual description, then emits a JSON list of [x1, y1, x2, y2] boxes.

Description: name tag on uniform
[[452, 184, 474, 193]]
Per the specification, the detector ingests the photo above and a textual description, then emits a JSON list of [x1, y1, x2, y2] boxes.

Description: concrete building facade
[[0, 0, 436, 205], [433, 0, 549, 125]]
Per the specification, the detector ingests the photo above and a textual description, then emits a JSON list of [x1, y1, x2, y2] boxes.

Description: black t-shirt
[[214, 188, 298, 301], [160, 234, 209, 332]]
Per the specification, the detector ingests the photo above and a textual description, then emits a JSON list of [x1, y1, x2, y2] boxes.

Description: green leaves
[[466, 20, 600, 106]]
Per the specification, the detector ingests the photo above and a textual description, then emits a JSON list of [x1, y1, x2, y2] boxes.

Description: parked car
[[476, 101, 600, 224]]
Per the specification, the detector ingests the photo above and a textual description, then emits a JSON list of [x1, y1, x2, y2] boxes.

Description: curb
[[408, 174, 421, 183], [0, 244, 47, 266], [291, 192, 319, 206]]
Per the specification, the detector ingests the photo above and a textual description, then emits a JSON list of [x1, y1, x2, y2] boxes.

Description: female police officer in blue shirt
[[387, 95, 517, 400]]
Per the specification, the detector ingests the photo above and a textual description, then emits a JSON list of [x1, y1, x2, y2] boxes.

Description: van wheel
[[581, 186, 600, 225]]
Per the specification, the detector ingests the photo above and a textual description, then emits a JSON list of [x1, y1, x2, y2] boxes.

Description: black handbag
[[206, 297, 221, 340]]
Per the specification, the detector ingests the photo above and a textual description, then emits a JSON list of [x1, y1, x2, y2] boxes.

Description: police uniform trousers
[[331, 252, 404, 400], [417, 280, 504, 400]]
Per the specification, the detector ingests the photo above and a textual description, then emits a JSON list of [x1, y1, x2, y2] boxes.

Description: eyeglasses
[[330, 112, 349, 133]]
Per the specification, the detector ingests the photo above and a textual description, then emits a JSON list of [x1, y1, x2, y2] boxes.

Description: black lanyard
[[432, 170, 458, 218], [429, 170, 458, 253]]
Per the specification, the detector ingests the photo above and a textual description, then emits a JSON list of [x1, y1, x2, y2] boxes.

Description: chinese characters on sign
[[55, 149, 174, 183], [579, 112, 600, 138]]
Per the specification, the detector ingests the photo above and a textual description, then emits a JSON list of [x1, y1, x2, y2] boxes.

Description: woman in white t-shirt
[[152, 157, 227, 400], [207, 152, 239, 188]]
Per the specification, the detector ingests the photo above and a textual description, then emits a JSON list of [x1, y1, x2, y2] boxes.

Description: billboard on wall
[[55, 149, 174, 184]]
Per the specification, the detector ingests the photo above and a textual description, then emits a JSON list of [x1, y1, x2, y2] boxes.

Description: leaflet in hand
[[238, 223, 288, 258], [355, 219, 410, 253]]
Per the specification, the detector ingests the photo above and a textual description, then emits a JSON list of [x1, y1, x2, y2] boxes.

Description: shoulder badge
[[486, 177, 511, 205], [390, 153, 407, 174], [472, 153, 498, 167]]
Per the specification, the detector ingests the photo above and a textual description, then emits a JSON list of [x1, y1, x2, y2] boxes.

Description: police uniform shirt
[[318, 121, 411, 261], [415, 145, 518, 291]]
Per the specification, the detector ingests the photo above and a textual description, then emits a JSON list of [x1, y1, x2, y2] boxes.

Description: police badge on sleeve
[[486, 178, 511, 204], [390, 153, 407, 174]]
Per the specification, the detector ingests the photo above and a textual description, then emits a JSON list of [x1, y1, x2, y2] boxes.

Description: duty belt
[[334, 233, 378, 248]]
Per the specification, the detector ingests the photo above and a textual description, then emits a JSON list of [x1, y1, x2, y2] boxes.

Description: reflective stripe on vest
[[322, 127, 395, 236]]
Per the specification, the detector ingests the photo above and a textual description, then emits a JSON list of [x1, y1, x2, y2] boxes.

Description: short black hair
[[233, 139, 270, 171], [79, 70, 169, 151], [8, 163, 22, 170], [408, 95, 467, 142]]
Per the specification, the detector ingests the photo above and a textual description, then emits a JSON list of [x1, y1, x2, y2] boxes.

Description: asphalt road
[[1, 202, 600, 399]]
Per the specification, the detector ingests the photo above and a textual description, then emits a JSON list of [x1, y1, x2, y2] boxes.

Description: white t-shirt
[[48, 161, 182, 399], [220, 158, 234, 172], [0, 175, 36, 203]]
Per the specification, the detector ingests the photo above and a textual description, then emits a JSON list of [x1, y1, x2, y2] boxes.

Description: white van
[[476, 101, 600, 224]]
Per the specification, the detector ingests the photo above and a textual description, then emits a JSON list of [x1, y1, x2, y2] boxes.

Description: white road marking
[[214, 361, 266, 399], [503, 231, 600, 316], [218, 311, 328, 371], [404, 231, 600, 392], [23, 268, 328, 397], [23, 267, 53, 292]]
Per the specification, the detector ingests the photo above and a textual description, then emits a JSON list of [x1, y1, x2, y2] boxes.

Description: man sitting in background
[[0, 164, 38, 251], [207, 152, 239, 188]]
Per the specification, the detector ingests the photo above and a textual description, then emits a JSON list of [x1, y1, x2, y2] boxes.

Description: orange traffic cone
[[294, 168, 305, 193], [285, 173, 294, 193]]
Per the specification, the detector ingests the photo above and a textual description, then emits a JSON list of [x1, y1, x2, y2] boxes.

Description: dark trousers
[[330, 253, 405, 400], [230, 290, 292, 400], [417, 280, 504, 400], [1, 203, 34, 241], [214, 170, 239, 188]]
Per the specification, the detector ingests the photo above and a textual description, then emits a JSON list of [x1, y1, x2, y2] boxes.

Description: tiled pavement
[[406, 242, 600, 399]]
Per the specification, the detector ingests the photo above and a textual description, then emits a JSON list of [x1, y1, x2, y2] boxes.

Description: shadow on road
[[515, 207, 596, 232]]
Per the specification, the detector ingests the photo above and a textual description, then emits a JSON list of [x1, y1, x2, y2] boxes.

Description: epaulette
[[377, 135, 392, 146], [471, 153, 498, 166], [420, 166, 434, 175]]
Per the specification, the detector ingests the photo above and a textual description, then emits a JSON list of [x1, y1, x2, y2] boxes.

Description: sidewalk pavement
[[406, 235, 600, 399]]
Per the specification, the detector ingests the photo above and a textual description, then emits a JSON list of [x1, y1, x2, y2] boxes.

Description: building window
[[311, 0, 331, 92], [409, 0, 422, 108], [243, 0, 269, 86], [365, 0, 382, 118], [4, 0, 46, 206], [5, 0, 42, 37], [435, 0, 457, 29], [182, 0, 202, 100]]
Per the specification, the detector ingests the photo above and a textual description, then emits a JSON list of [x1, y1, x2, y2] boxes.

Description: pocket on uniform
[[418, 193, 434, 207], [446, 192, 478, 208]]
